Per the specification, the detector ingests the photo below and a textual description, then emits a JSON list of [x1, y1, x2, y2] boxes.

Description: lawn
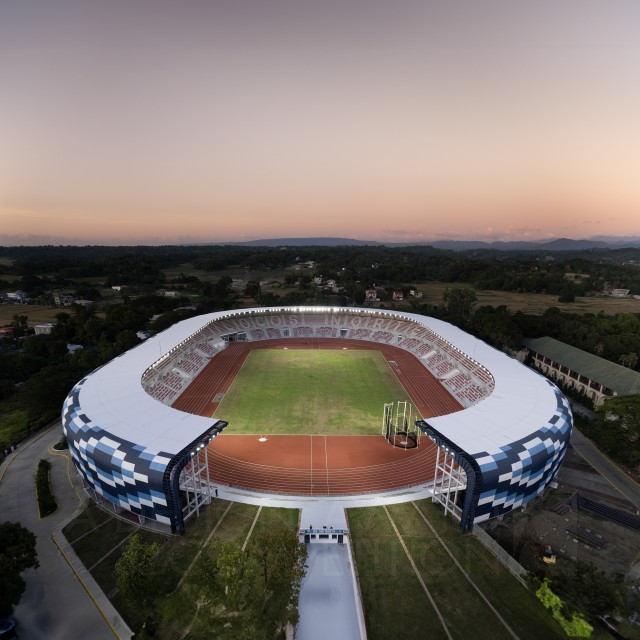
[[346, 506, 449, 639], [214, 349, 412, 435], [348, 502, 566, 640]]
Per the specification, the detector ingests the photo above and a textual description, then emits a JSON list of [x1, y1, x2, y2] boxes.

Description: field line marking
[[88, 527, 141, 572], [411, 502, 520, 640], [242, 505, 262, 552], [383, 505, 453, 640], [324, 435, 329, 494], [310, 435, 313, 494], [176, 501, 234, 590], [67, 513, 114, 545]]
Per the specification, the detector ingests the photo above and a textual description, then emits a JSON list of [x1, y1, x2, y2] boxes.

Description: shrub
[[35, 459, 57, 517]]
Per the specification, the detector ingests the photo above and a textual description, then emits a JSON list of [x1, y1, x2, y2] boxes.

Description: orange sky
[[2, 1, 640, 245]]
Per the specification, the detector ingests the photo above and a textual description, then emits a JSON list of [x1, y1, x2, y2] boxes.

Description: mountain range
[[227, 236, 640, 251]]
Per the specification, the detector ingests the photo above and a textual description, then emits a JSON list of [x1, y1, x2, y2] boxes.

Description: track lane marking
[[324, 435, 330, 494]]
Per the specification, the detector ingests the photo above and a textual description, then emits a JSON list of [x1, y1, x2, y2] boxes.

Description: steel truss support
[[180, 445, 212, 524], [432, 445, 467, 521]]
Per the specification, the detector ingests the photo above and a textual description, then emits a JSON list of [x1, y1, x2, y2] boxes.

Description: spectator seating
[[149, 383, 178, 404], [316, 326, 337, 338], [196, 342, 216, 357], [163, 372, 185, 392], [457, 384, 486, 404], [435, 360, 454, 378], [416, 342, 436, 356], [141, 311, 494, 408], [398, 337, 421, 352], [444, 373, 471, 391]]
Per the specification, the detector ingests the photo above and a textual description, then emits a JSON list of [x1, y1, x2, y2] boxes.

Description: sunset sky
[[2, 1, 640, 245]]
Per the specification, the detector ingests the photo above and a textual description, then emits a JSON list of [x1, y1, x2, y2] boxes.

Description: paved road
[[570, 426, 640, 512], [0, 424, 131, 640]]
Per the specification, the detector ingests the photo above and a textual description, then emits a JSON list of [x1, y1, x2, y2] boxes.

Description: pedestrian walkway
[[0, 424, 132, 640], [297, 543, 366, 640], [213, 482, 433, 640]]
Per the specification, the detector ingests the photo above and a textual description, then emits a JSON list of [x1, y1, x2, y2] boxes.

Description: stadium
[[62, 306, 573, 536]]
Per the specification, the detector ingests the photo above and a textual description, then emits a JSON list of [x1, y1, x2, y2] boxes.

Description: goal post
[[382, 400, 421, 449], [382, 403, 394, 438]]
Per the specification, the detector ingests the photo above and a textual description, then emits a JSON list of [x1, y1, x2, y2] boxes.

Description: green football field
[[213, 349, 412, 435]]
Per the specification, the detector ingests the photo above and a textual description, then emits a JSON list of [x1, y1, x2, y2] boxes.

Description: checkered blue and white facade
[[62, 377, 175, 525], [470, 381, 572, 523]]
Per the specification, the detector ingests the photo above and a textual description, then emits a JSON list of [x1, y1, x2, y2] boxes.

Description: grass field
[[0, 303, 69, 327], [214, 349, 411, 435], [411, 281, 640, 315], [163, 262, 640, 315], [66, 495, 572, 639], [348, 500, 566, 640]]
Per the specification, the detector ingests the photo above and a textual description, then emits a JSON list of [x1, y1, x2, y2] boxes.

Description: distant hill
[[2, 233, 639, 250], [590, 235, 640, 248], [222, 236, 640, 250], [428, 238, 611, 251], [224, 237, 383, 247]]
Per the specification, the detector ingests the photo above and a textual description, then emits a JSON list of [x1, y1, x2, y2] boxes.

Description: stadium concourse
[[61, 307, 572, 637]]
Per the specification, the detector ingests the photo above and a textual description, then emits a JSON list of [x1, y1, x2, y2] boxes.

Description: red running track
[[171, 338, 463, 496]]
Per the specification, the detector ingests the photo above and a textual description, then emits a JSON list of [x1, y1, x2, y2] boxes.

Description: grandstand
[[62, 307, 572, 534]]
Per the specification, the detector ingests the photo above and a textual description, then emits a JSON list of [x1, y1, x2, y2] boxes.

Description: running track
[[171, 338, 463, 496]]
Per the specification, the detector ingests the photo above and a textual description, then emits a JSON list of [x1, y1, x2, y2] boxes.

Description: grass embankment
[[215, 349, 411, 434], [0, 410, 29, 454], [348, 500, 566, 640], [64, 500, 302, 639], [35, 458, 57, 517]]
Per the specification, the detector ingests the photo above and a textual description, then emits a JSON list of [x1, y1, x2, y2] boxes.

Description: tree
[[253, 527, 307, 629], [471, 306, 523, 351], [214, 539, 254, 606], [536, 579, 593, 637], [549, 561, 622, 620], [214, 276, 234, 300], [10, 314, 29, 338], [590, 395, 640, 468], [0, 521, 39, 616], [557, 285, 576, 303], [283, 272, 298, 286], [244, 280, 262, 300], [443, 286, 477, 319], [114, 534, 161, 607], [190, 525, 307, 637], [618, 353, 638, 369]]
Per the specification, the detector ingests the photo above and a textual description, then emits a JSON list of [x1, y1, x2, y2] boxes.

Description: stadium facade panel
[[62, 307, 572, 533]]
